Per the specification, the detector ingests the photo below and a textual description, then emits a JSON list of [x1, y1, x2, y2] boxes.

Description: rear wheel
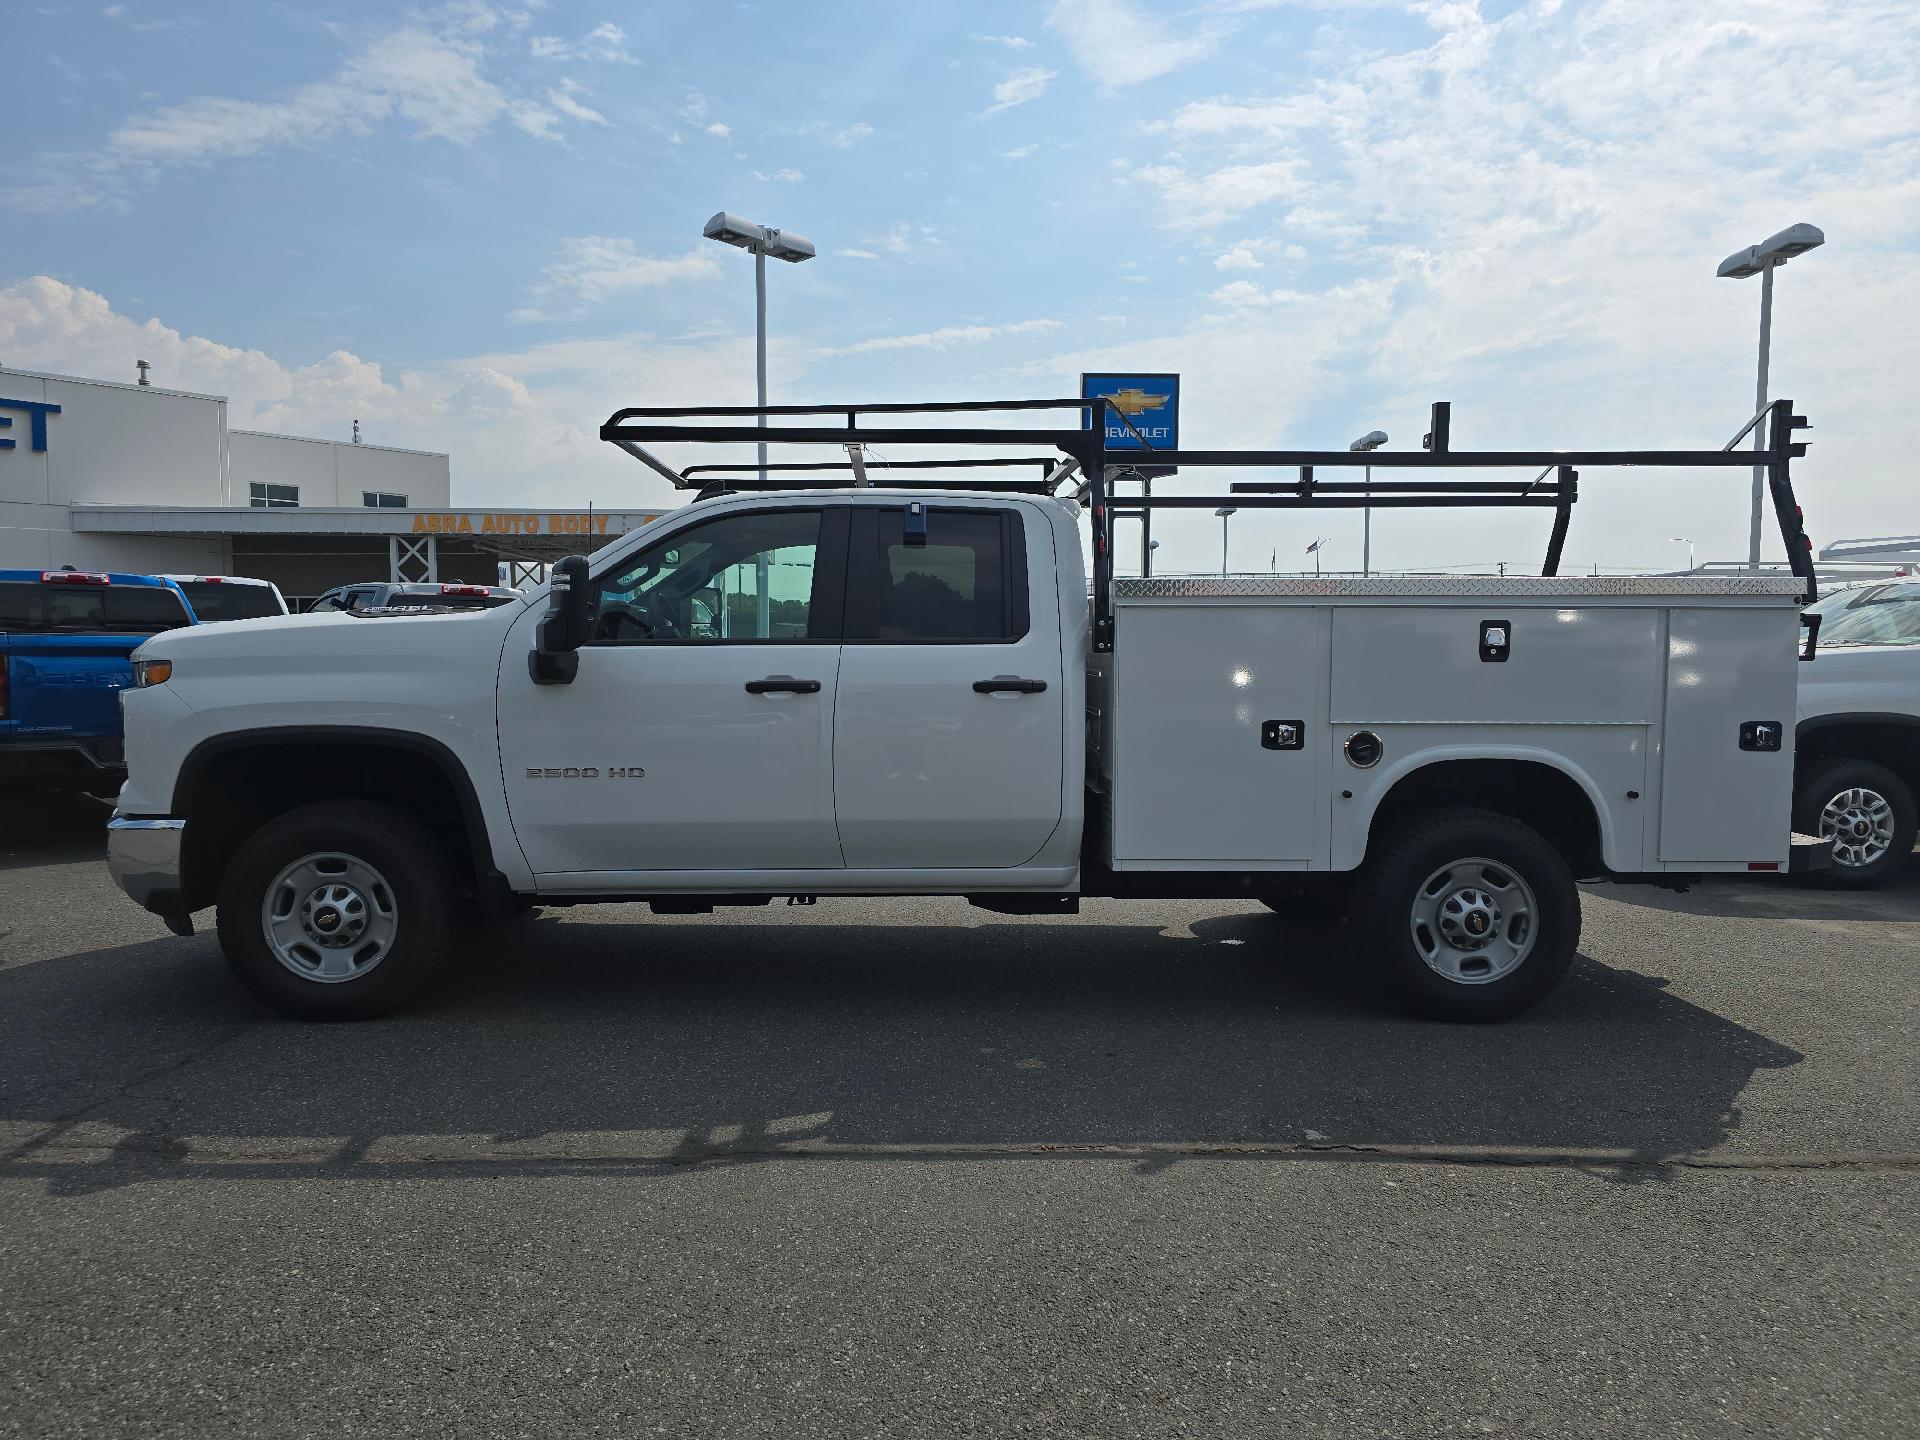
[[216, 800, 459, 1020], [1793, 759, 1916, 890], [1354, 808, 1579, 1022]]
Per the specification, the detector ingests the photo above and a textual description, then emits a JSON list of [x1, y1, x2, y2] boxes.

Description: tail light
[[41, 570, 110, 585], [440, 584, 490, 596]]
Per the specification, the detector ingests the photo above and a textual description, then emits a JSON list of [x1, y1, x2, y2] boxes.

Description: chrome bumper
[[107, 814, 193, 934]]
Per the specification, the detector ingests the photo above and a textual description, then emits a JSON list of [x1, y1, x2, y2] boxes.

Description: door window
[[589, 508, 834, 644], [848, 507, 1028, 642]]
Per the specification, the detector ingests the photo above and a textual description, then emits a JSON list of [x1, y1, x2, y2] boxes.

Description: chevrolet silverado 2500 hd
[[106, 394, 1825, 1021]]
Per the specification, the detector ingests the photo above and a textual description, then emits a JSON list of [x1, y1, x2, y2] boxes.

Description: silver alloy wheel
[[1408, 856, 1538, 985], [261, 851, 399, 983], [1819, 786, 1897, 869]]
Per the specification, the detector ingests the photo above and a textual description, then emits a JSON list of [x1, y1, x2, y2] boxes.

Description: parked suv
[[1796, 578, 1920, 886], [160, 574, 288, 622], [0, 569, 196, 792], [307, 582, 521, 614]]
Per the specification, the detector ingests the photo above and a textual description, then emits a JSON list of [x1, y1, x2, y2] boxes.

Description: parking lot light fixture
[[1672, 536, 1696, 572], [1717, 222, 1824, 569], [703, 212, 816, 486], [1350, 430, 1389, 576], [1214, 506, 1237, 575]]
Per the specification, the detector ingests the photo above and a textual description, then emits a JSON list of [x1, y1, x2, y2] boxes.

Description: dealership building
[[0, 366, 659, 608]]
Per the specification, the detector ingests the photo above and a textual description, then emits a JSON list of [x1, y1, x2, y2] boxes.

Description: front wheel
[[1354, 808, 1580, 1022], [1793, 759, 1916, 890], [216, 800, 460, 1020]]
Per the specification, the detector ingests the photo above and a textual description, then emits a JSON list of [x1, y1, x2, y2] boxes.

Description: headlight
[[132, 659, 173, 687]]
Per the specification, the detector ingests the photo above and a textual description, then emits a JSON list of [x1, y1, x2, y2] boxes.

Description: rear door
[[831, 502, 1066, 869]]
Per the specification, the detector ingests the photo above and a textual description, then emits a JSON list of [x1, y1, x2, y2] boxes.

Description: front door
[[831, 502, 1066, 869], [498, 504, 848, 878]]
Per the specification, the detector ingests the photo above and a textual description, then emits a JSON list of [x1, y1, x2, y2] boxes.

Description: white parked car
[[1796, 578, 1920, 886], [159, 574, 288, 623]]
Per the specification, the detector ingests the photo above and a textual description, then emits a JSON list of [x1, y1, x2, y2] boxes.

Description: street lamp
[[1214, 506, 1237, 576], [1671, 536, 1696, 572], [1146, 539, 1160, 578], [1349, 429, 1388, 576], [703, 211, 816, 483], [1717, 222, 1823, 570]]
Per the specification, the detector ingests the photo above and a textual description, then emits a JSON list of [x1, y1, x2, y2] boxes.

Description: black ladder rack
[[599, 395, 1817, 653]]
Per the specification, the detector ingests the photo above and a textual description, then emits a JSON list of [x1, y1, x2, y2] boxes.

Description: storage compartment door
[[1111, 604, 1326, 865], [1657, 607, 1799, 864]]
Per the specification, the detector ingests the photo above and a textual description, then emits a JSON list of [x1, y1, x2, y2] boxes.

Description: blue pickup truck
[[0, 569, 197, 793]]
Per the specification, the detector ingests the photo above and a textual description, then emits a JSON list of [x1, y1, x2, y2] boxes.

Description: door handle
[[972, 676, 1048, 694], [745, 676, 821, 694]]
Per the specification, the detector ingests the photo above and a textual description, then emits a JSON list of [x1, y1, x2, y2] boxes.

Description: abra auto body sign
[[411, 511, 632, 536]]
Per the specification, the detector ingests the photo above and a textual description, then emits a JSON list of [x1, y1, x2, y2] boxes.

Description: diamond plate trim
[[1110, 575, 1807, 599]]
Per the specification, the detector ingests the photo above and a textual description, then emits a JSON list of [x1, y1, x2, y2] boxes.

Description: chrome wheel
[[261, 851, 399, 983], [1819, 787, 1896, 870], [1408, 857, 1537, 985]]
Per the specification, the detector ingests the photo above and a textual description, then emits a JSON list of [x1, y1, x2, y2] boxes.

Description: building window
[[363, 491, 407, 509], [249, 482, 299, 509]]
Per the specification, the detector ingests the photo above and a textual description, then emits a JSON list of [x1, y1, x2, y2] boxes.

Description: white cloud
[[515, 237, 721, 320], [528, 21, 634, 64], [704, 121, 730, 140], [825, 122, 873, 147], [752, 168, 805, 183], [813, 318, 1060, 357], [545, 79, 608, 127], [1001, 143, 1038, 160], [1045, 0, 1217, 87], [1134, 159, 1307, 225], [971, 33, 1035, 49], [0, 275, 777, 512], [980, 66, 1056, 118], [836, 248, 880, 260], [1214, 246, 1263, 270]]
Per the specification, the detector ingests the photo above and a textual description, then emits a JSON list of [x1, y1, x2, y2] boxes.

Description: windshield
[[175, 581, 284, 621], [0, 580, 194, 634], [383, 591, 513, 610], [1806, 582, 1920, 647]]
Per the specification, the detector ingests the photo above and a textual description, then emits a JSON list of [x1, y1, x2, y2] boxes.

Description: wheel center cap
[[315, 907, 340, 931]]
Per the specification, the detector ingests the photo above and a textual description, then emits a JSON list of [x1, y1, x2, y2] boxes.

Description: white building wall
[[1, 368, 231, 569], [230, 431, 450, 508]]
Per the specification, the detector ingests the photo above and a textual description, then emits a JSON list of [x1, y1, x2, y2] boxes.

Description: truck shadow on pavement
[[1, 902, 1803, 1195]]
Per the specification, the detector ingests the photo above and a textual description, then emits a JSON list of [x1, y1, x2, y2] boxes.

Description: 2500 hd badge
[[525, 766, 645, 779]]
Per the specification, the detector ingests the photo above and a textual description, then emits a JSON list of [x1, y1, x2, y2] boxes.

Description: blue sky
[[4, 0, 1917, 573]]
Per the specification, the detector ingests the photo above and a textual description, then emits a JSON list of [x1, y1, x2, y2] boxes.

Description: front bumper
[[106, 813, 194, 935]]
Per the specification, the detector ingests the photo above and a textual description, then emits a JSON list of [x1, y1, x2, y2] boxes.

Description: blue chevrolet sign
[[1081, 372, 1178, 458], [0, 397, 61, 452]]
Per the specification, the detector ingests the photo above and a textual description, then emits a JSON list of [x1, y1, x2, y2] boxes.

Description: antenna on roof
[[135, 360, 151, 387]]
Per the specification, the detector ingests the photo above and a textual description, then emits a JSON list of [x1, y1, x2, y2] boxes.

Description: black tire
[[1793, 759, 1917, 890], [1354, 807, 1580, 1022], [1259, 886, 1350, 924], [216, 800, 460, 1020]]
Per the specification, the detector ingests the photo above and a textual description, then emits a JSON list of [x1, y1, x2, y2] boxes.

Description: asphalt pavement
[[2, 794, 1915, 1438]]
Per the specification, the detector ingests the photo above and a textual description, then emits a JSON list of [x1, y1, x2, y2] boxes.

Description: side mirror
[[529, 554, 591, 685]]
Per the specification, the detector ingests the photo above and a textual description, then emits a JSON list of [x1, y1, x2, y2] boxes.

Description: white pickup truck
[[107, 395, 1826, 1021]]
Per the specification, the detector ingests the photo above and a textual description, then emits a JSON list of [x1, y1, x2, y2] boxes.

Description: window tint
[[308, 591, 346, 612], [0, 581, 192, 634], [176, 581, 283, 621], [591, 509, 824, 644], [851, 508, 1027, 642]]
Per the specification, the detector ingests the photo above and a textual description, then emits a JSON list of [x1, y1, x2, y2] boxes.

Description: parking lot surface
[[2, 795, 1916, 1438]]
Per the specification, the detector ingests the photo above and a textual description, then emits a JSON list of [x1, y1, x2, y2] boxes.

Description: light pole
[[1214, 506, 1237, 576], [703, 211, 816, 484], [1717, 222, 1823, 570], [1349, 429, 1388, 576], [1146, 539, 1160, 577], [1671, 536, 1696, 572]]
